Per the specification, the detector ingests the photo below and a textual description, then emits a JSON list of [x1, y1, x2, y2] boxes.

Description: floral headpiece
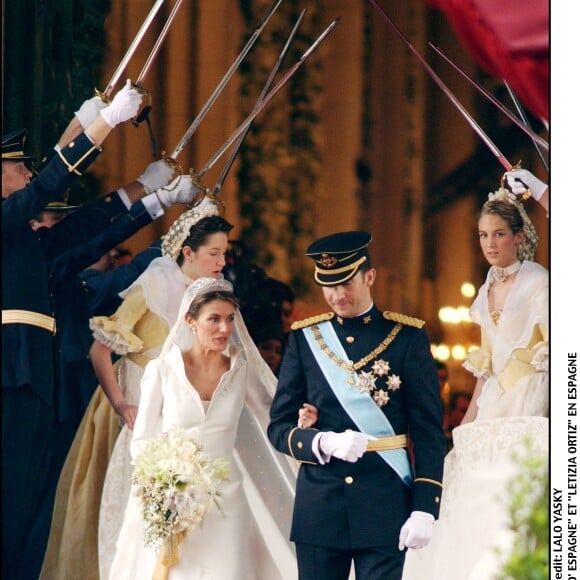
[[161, 195, 221, 261], [486, 187, 539, 261]]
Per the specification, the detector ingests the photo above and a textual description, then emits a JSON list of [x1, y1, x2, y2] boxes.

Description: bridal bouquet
[[132, 428, 230, 553]]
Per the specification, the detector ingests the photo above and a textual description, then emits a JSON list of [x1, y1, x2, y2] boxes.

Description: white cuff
[[116, 187, 132, 209], [141, 193, 165, 219], [312, 432, 330, 464]]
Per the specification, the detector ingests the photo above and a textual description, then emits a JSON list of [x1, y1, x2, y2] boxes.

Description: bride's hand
[[298, 403, 318, 429]]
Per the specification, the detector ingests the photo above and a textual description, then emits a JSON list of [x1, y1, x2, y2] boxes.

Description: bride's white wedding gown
[[109, 343, 296, 579]]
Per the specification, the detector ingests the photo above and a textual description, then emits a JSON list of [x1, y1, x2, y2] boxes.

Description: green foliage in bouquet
[[497, 441, 548, 580]]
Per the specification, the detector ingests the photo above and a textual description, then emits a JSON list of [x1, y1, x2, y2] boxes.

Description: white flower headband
[[161, 195, 221, 261], [486, 187, 539, 262]]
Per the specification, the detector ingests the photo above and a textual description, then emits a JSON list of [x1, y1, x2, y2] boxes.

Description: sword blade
[[135, 0, 185, 88], [199, 18, 339, 177], [211, 9, 307, 195], [503, 80, 550, 172], [428, 43, 549, 153], [169, 0, 284, 160], [104, 0, 166, 97], [369, 0, 513, 172]]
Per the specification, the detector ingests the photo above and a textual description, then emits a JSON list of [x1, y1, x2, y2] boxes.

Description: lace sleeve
[[89, 286, 149, 355], [462, 328, 492, 379]]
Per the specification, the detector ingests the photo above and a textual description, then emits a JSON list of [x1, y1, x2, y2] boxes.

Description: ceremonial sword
[[195, 18, 339, 180], [167, 0, 284, 162], [134, 0, 185, 90], [211, 9, 307, 195], [101, 0, 166, 98], [504, 81, 549, 173], [428, 43, 549, 153], [369, 0, 514, 172]]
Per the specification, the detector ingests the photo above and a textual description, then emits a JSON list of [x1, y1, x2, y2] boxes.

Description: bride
[[109, 277, 294, 579]]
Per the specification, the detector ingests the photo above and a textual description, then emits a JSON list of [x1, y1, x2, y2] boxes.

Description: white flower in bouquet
[[132, 428, 230, 551]]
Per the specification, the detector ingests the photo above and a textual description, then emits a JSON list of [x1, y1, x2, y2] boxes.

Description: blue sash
[[304, 321, 412, 486]]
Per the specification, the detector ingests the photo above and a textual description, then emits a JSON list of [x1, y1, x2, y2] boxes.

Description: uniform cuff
[[141, 193, 165, 219]]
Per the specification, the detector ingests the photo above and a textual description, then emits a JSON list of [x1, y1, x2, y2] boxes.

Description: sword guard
[[162, 152, 183, 177], [188, 169, 225, 214], [93, 88, 111, 104], [132, 83, 150, 97], [500, 161, 531, 201], [189, 169, 211, 197]]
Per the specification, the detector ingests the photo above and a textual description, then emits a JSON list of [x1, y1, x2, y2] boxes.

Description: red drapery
[[425, 0, 549, 122]]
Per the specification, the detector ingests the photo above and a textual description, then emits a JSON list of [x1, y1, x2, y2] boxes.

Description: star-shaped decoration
[[372, 359, 390, 377], [357, 371, 377, 394], [373, 389, 390, 407], [387, 374, 402, 391]]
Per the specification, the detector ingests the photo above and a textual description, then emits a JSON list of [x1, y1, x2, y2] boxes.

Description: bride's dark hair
[[186, 291, 239, 320]]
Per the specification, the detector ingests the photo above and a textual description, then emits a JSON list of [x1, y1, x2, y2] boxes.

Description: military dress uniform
[[268, 231, 445, 580], [20, 220, 163, 580], [1, 129, 147, 579]]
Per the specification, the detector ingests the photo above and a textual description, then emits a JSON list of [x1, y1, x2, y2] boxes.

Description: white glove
[[74, 96, 108, 130], [155, 175, 202, 208], [137, 160, 175, 194], [319, 431, 374, 463], [100, 79, 143, 128], [398, 511, 435, 550], [504, 168, 548, 201]]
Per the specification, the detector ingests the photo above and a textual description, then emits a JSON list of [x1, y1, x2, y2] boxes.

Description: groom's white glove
[[318, 431, 375, 463], [398, 511, 435, 550], [504, 168, 548, 201]]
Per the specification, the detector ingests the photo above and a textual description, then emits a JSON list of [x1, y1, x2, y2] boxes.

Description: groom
[[268, 231, 446, 579]]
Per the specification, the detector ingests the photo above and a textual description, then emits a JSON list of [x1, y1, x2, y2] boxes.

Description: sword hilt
[[93, 88, 111, 104], [501, 161, 532, 200], [162, 151, 183, 180]]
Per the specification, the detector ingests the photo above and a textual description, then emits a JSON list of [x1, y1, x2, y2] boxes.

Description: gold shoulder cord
[[291, 312, 334, 331], [383, 310, 425, 328], [312, 323, 403, 372]]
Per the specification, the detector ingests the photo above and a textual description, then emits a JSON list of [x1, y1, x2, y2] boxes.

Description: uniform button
[[346, 336, 355, 343], [105, 196, 111, 202], [345, 476, 354, 485], [297, 441, 303, 449], [435, 497, 440, 504], [68, 141, 75, 148]]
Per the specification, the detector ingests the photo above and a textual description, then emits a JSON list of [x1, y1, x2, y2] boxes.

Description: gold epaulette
[[382, 310, 425, 328], [291, 312, 334, 330]]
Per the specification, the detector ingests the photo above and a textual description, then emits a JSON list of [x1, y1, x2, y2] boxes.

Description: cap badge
[[319, 254, 338, 268]]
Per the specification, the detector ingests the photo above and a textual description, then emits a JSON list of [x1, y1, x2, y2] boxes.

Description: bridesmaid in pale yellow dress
[[403, 184, 548, 580]]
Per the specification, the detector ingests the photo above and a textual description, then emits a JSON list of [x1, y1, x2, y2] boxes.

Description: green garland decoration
[[4, 0, 110, 202], [237, 0, 325, 296]]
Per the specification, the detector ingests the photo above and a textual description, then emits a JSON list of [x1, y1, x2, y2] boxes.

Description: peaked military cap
[[305, 231, 372, 286], [2, 128, 33, 161]]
